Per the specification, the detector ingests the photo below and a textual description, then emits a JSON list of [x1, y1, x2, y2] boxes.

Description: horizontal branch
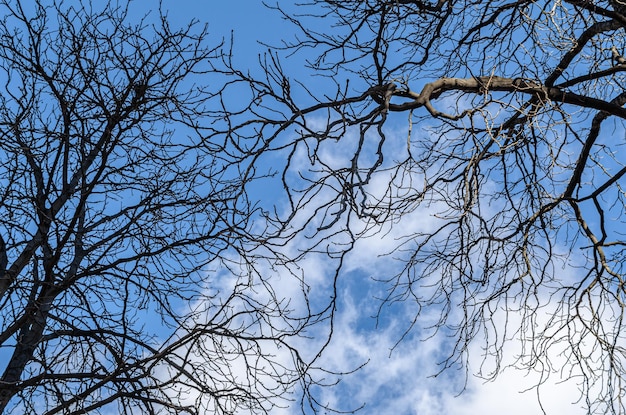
[[372, 76, 626, 120]]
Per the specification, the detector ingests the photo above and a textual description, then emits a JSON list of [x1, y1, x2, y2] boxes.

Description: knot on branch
[[131, 81, 148, 105], [369, 82, 397, 111]]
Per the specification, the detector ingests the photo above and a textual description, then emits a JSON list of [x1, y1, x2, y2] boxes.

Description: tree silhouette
[[0, 1, 335, 414], [7, 0, 626, 413], [217, 0, 626, 413]]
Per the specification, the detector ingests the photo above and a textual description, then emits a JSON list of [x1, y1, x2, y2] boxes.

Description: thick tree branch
[[371, 76, 626, 120]]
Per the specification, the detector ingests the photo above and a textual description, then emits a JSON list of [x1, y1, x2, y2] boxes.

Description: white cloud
[[153, 116, 620, 415], [300, 278, 590, 415]]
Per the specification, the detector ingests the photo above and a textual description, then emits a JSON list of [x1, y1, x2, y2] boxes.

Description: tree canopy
[[2, 0, 626, 414], [0, 2, 330, 414], [224, 0, 626, 413]]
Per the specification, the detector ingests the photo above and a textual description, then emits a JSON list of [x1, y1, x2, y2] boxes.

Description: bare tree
[[0, 1, 335, 414], [217, 0, 626, 413]]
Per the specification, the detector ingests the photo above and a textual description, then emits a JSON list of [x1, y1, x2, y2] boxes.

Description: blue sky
[[163, 2, 284, 52]]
